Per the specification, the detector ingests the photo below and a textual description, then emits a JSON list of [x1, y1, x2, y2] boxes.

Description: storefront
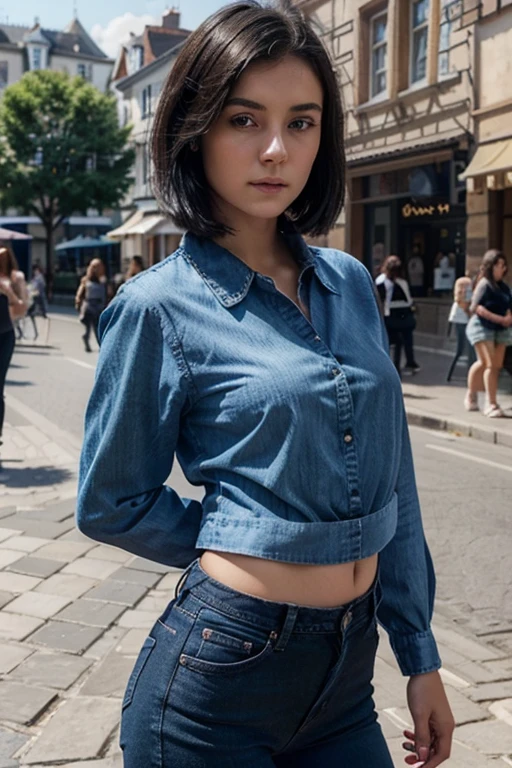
[[348, 145, 468, 334]]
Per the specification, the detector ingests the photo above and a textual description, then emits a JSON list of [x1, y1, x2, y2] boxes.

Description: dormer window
[[32, 47, 42, 70], [129, 45, 144, 74]]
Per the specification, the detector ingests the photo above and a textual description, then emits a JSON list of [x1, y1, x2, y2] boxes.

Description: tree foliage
[[0, 69, 134, 276]]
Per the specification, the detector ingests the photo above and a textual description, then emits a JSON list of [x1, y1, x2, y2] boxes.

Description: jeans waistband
[[173, 559, 379, 642]]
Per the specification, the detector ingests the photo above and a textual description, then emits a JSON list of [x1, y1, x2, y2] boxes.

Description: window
[[0, 61, 7, 89], [438, 0, 451, 77], [142, 144, 149, 185], [370, 11, 387, 97], [77, 63, 92, 80], [410, 0, 429, 83], [129, 46, 144, 74], [141, 85, 152, 119], [32, 47, 42, 70]]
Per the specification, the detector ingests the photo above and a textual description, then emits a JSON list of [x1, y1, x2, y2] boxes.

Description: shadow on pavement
[[0, 464, 74, 488]]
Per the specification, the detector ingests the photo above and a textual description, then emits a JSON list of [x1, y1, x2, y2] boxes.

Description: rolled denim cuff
[[389, 628, 442, 677]]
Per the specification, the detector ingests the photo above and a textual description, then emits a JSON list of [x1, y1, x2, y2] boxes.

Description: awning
[[459, 139, 512, 180], [108, 210, 182, 238]]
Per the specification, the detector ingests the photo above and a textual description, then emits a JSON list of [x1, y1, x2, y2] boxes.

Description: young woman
[[375, 255, 421, 375], [0, 247, 26, 448], [75, 258, 108, 352], [465, 249, 512, 416], [77, 2, 454, 766], [446, 271, 476, 382]]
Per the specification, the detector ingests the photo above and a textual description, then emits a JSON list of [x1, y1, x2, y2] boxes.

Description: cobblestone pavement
[[1, 330, 512, 766]]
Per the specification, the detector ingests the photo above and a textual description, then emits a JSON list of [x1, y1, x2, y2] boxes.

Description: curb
[[405, 407, 512, 448]]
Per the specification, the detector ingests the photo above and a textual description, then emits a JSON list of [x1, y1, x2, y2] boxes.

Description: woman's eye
[[289, 118, 315, 131], [231, 115, 256, 128]]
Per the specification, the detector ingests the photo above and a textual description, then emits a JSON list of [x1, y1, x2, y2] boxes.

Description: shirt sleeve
[[470, 278, 488, 313], [76, 286, 204, 568], [377, 413, 442, 676]]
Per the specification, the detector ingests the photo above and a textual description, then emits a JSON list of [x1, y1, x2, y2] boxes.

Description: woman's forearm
[[475, 305, 507, 325]]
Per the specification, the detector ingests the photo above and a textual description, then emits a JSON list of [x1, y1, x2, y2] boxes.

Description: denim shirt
[[77, 231, 441, 677]]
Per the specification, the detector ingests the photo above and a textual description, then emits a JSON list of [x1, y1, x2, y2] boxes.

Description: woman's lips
[[249, 182, 288, 194]]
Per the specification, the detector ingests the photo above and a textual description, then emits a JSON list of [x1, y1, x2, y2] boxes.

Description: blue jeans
[[120, 561, 394, 767]]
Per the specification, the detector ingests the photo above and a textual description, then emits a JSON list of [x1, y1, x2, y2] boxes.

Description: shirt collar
[[181, 229, 340, 308]]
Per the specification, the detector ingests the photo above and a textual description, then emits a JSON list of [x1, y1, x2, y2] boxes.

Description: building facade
[[459, 0, 512, 274], [109, 11, 190, 268], [299, 0, 473, 333]]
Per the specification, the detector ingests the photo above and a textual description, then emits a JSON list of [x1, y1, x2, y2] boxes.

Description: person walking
[[27, 264, 49, 341], [465, 249, 512, 417], [0, 247, 26, 451], [111, 256, 146, 299], [77, 3, 454, 766], [75, 258, 108, 352], [376, 255, 421, 375], [446, 271, 476, 381]]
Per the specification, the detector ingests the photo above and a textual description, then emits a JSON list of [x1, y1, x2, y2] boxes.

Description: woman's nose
[[260, 133, 288, 164]]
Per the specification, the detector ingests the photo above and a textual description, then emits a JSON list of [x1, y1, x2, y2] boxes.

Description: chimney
[[162, 8, 180, 29]]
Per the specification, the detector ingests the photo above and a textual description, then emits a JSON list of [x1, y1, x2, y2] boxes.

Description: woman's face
[[201, 55, 323, 230], [492, 258, 507, 282]]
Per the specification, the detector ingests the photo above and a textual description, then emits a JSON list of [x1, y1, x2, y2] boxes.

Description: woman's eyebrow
[[225, 97, 322, 112]]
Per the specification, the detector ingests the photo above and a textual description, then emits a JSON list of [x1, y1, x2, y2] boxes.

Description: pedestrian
[[27, 264, 49, 341], [376, 255, 421, 375], [111, 256, 146, 299], [446, 271, 476, 381], [74, 258, 108, 353], [0, 246, 26, 450], [77, 2, 454, 767], [465, 249, 512, 416]]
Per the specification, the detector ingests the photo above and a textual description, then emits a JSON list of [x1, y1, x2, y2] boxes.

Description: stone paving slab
[[0, 552, 23, 569], [1, 537, 50, 554], [0, 517, 73, 539], [7, 651, 92, 690], [61, 558, 121, 580], [0, 682, 57, 725], [55, 599, 125, 628], [0, 728, 29, 768], [84, 580, 149, 607], [455, 719, 512, 755], [128, 557, 170, 574], [34, 541, 94, 562], [27, 621, 104, 654], [7, 556, 66, 579], [84, 545, 132, 564], [0, 642, 33, 674], [0, 592, 13, 610], [469, 681, 512, 702], [34, 573, 97, 600], [0, 574, 41, 595], [79, 650, 135, 697], [107, 567, 161, 588], [0, 613, 44, 642], [21, 697, 120, 764], [5, 592, 70, 619]]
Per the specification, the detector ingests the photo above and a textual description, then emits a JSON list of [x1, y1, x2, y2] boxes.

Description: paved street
[[0, 311, 511, 766]]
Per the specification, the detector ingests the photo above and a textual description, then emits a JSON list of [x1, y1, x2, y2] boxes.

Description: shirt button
[[331, 367, 341, 377], [314, 335, 321, 342], [344, 433, 353, 444]]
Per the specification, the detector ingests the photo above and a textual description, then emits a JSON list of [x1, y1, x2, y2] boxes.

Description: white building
[[109, 10, 190, 267]]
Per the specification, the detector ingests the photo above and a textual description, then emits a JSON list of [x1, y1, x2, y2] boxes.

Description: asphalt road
[[5, 310, 512, 638]]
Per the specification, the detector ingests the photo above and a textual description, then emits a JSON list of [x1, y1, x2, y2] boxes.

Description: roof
[[146, 29, 189, 61], [346, 133, 465, 168], [0, 19, 110, 61]]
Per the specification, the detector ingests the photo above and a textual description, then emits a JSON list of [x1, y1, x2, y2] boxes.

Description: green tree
[[0, 69, 134, 287]]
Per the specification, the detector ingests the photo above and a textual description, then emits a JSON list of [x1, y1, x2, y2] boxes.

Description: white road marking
[[47, 313, 79, 325], [426, 443, 512, 473], [415, 344, 457, 358], [64, 357, 96, 371]]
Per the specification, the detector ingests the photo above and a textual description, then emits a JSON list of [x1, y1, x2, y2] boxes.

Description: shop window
[[370, 11, 388, 98], [410, 0, 429, 83]]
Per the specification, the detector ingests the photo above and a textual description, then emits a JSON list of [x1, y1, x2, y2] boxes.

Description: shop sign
[[401, 201, 451, 219]]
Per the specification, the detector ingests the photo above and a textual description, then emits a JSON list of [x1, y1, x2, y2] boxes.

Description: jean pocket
[[122, 636, 156, 710], [179, 608, 274, 676]]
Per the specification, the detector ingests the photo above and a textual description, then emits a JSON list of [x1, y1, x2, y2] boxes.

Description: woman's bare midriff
[[199, 551, 379, 608]]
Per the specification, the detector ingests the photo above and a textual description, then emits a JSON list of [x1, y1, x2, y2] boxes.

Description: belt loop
[[273, 605, 299, 652], [174, 558, 199, 600]]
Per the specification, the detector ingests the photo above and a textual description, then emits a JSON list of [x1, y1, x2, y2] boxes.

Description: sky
[[1, 1, 229, 58]]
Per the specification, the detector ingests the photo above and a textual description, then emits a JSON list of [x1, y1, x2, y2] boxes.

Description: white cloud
[[91, 13, 158, 59]]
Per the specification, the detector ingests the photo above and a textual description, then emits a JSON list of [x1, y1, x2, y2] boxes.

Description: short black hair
[[152, 0, 345, 238]]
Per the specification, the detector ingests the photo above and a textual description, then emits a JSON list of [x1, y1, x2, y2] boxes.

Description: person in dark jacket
[[465, 249, 512, 417], [375, 255, 420, 375]]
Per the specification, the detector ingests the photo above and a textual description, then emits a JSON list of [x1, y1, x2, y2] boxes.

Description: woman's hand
[[502, 311, 512, 328], [403, 670, 455, 767], [0, 278, 12, 297]]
